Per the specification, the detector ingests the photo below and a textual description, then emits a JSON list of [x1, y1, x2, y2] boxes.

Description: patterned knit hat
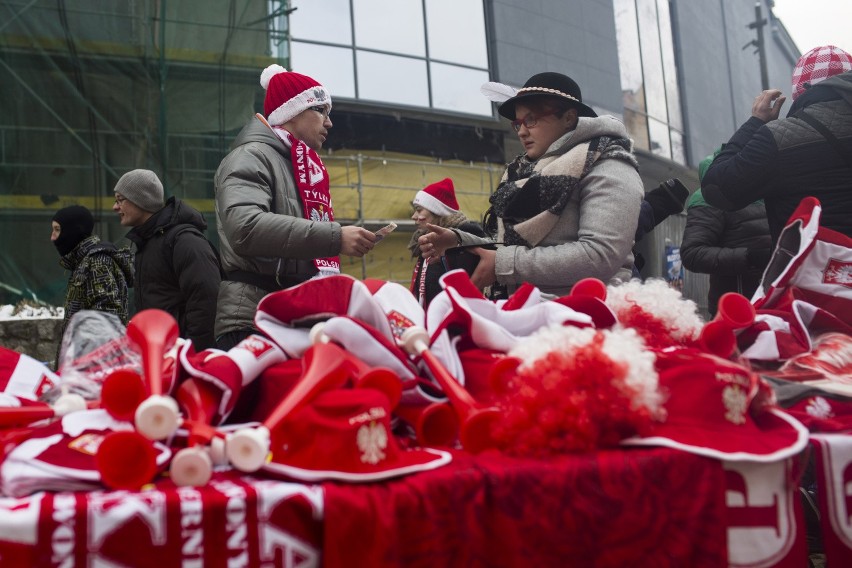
[[114, 169, 164, 213], [791, 45, 852, 101], [260, 64, 332, 126], [412, 178, 459, 217]]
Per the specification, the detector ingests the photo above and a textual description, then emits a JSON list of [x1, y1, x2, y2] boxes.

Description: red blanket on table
[[322, 448, 728, 567]]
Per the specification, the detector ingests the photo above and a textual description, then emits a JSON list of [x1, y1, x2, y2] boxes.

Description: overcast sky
[[771, 0, 852, 54]]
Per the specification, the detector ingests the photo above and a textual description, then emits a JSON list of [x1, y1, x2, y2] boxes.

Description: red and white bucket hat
[[261, 387, 451, 482], [255, 275, 394, 358], [623, 350, 809, 461]]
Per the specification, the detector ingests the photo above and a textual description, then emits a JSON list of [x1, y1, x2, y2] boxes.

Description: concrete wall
[[0, 318, 63, 367]]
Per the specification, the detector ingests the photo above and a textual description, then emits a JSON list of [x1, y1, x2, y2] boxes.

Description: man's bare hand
[[469, 247, 497, 289], [418, 224, 456, 260], [340, 225, 376, 257], [752, 89, 786, 123]]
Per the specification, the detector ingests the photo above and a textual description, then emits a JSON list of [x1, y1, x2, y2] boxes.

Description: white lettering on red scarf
[[273, 126, 341, 276]]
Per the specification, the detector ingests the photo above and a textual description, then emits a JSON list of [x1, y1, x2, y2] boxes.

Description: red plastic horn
[[699, 293, 756, 358], [699, 320, 737, 358], [0, 393, 90, 428], [713, 293, 756, 330], [310, 323, 403, 409], [126, 310, 181, 440], [95, 430, 159, 490], [394, 402, 459, 448], [100, 369, 147, 422], [169, 380, 223, 487], [401, 327, 500, 453], [569, 278, 607, 300], [225, 342, 358, 472]]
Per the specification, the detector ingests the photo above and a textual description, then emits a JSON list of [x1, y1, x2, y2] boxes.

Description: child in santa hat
[[409, 178, 487, 308]]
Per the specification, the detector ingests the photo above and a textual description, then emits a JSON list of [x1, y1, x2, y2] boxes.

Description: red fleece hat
[[413, 178, 460, 217], [262, 388, 451, 482], [623, 350, 809, 462]]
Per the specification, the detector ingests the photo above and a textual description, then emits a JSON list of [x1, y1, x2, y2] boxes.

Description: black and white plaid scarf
[[490, 135, 636, 247]]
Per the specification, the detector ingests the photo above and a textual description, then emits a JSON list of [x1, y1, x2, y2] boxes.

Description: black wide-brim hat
[[498, 72, 597, 120]]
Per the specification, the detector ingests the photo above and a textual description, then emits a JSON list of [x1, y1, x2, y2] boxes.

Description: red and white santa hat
[[412, 178, 460, 218], [623, 350, 809, 462], [261, 387, 451, 482], [791, 45, 852, 101], [261, 64, 331, 126]]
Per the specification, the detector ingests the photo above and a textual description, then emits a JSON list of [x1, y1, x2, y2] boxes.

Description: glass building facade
[[614, 0, 685, 164], [280, 0, 492, 117]]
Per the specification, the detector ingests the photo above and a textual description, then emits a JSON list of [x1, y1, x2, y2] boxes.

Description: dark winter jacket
[[702, 71, 852, 243], [125, 197, 221, 349], [409, 214, 486, 308], [680, 190, 771, 316], [57, 235, 133, 364]]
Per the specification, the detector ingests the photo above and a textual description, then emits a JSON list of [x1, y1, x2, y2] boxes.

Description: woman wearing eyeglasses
[[419, 72, 643, 299]]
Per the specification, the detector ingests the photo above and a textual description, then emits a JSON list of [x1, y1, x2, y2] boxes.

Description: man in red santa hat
[[214, 65, 378, 349]]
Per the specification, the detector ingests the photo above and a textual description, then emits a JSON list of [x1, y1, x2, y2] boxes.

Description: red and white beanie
[[791, 45, 852, 101], [260, 64, 332, 126], [412, 178, 460, 217]]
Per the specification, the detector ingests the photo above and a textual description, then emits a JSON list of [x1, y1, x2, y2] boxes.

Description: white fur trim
[[267, 85, 332, 126], [413, 191, 458, 217]]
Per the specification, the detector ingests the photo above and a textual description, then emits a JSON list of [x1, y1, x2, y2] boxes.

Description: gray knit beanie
[[114, 169, 164, 213]]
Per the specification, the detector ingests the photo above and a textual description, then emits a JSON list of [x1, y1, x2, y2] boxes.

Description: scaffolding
[[0, 1, 502, 305]]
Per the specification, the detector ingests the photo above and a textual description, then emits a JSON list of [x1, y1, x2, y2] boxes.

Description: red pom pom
[[491, 333, 654, 457]]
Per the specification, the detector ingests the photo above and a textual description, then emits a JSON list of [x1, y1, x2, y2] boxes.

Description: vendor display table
[[0, 447, 730, 567]]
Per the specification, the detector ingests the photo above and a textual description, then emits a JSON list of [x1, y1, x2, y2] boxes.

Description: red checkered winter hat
[[791, 45, 852, 101], [262, 388, 451, 482], [260, 64, 331, 126], [413, 178, 460, 217]]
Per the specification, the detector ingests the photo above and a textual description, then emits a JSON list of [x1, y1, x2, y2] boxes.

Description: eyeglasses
[[310, 105, 331, 120], [510, 111, 556, 132], [114, 196, 127, 206]]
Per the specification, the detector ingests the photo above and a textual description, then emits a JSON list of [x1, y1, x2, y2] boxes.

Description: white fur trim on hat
[[267, 87, 332, 126], [413, 191, 458, 217], [261, 64, 332, 126]]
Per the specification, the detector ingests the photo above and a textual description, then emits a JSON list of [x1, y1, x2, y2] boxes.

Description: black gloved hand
[[747, 247, 772, 269], [644, 178, 690, 225]]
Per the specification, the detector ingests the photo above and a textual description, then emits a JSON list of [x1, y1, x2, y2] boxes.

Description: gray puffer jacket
[[214, 116, 343, 336]]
